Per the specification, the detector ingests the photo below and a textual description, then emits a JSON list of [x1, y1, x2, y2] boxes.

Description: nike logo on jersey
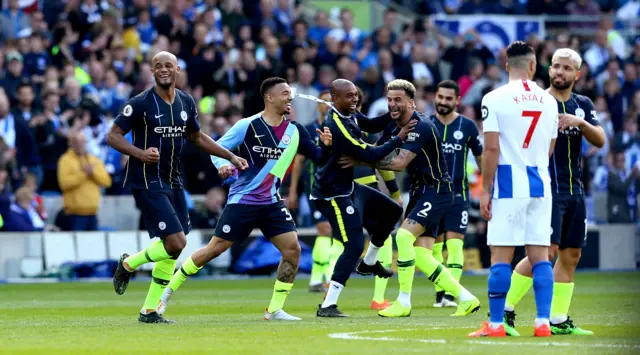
[[255, 134, 264, 138], [155, 114, 164, 118]]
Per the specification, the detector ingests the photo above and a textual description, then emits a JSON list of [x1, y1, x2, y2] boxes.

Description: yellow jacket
[[58, 149, 112, 216]]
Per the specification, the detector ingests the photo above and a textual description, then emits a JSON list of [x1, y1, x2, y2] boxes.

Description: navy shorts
[[309, 199, 328, 225], [406, 189, 454, 238], [315, 183, 402, 247], [438, 193, 470, 235], [551, 194, 588, 249], [214, 201, 297, 243], [133, 188, 191, 239]]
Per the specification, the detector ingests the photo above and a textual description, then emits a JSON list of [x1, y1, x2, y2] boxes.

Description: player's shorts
[[551, 194, 588, 249], [133, 188, 190, 239], [314, 183, 401, 245], [309, 199, 328, 225], [438, 192, 471, 235], [214, 201, 297, 243], [487, 197, 552, 246], [405, 189, 454, 238]]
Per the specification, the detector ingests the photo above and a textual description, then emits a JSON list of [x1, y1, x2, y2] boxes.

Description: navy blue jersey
[[114, 88, 200, 190], [549, 93, 599, 196], [354, 132, 379, 185], [431, 114, 482, 199], [312, 109, 401, 200], [379, 111, 452, 194], [212, 113, 328, 205]]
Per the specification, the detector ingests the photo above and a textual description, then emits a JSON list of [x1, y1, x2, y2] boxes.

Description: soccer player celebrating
[[157, 77, 333, 321], [430, 80, 483, 308], [314, 79, 411, 318], [350, 86, 399, 310], [469, 41, 558, 337], [108, 51, 248, 323], [502, 48, 605, 336], [342, 79, 480, 318], [288, 90, 333, 293]]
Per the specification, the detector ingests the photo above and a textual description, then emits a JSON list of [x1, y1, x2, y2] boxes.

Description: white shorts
[[487, 197, 552, 246]]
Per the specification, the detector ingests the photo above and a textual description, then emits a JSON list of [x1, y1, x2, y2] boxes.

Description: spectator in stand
[[193, 187, 227, 229], [607, 149, 639, 223], [328, 8, 362, 45], [1, 186, 44, 232], [0, 0, 31, 42], [33, 91, 68, 192], [614, 114, 640, 170], [291, 63, 319, 126], [458, 57, 484, 99], [1, 51, 25, 105], [58, 131, 111, 231], [22, 172, 47, 221]]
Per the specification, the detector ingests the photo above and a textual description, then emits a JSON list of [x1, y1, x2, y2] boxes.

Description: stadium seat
[[43, 232, 76, 271], [75, 232, 108, 262], [106, 231, 139, 260]]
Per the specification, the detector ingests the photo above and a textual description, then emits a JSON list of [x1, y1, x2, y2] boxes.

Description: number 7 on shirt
[[522, 110, 542, 149]]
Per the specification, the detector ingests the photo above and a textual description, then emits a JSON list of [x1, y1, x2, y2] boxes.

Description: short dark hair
[[506, 41, 535, 59], [17, 81, 33, 92], [319, 90, 331, 98], [260, 77, 287, 98], [436, 80, 460, 97]]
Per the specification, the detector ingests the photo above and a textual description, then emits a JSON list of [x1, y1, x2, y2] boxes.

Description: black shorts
[[214, 201, 297, 243], [406, 189, 454, 238], [551, 194, 587, 249], [133, 188, 190, 239], [314, 183, 402, 246], [438, 193, 470, 235], [309, 199, 328, 225]]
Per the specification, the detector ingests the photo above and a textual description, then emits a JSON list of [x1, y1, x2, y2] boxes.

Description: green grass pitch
[[1, 272, 639, 354]]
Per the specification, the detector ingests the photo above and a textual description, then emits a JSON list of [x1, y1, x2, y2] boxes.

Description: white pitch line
[[328, 329, 640, 349]]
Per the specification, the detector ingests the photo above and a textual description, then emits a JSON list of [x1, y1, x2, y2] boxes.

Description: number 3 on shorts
[[281, 207, 293, 221], [417, 202, 432, 218]]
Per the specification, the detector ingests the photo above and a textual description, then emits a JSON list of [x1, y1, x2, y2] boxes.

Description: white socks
[[551, 315, 567, 324], [489, 322, 503, 329], [363, 244, 381, 265], [397, 292, 411, 308], [505, 306, 514, 312], [321, 281, 344, 308], [535, 318, 550, 328], [458, 288, 474, 302]]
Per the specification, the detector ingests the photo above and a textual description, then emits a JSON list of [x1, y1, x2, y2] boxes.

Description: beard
[[436, 104, 454, 115], [551, 76, 574, 90]]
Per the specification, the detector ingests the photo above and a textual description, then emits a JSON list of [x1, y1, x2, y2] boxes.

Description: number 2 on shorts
[[417, 202, 432, 218], [522, 110, 542, 148]]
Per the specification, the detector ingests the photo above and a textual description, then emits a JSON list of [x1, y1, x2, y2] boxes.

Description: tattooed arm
[[375, 149, 417, 172]]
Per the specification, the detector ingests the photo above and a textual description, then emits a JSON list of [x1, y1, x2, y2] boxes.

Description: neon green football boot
[[451, 296, 480, 316], [551, 317, 594, 335], [378, 302, 411, 318]]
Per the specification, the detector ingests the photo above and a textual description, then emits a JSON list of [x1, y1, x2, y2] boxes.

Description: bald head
[[151, 51, 179, 89], [330, 79, 358, 115], [152, 51, 178, 65]]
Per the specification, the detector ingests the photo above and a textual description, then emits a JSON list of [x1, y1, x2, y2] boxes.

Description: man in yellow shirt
[[58, 132, 112, 231]]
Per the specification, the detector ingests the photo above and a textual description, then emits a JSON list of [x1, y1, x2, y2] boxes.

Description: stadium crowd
[[0, 0, 639, 233]]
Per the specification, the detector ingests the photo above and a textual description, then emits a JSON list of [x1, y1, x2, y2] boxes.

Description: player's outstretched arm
[[210, 118, 255, 170], [293, 122, 331, 165], [188, 130, 247, 170], [332, 115, 414, 164], [374, 149, 417, 172], [558, 113, 605, 148], [354, 111, 392, 134]]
